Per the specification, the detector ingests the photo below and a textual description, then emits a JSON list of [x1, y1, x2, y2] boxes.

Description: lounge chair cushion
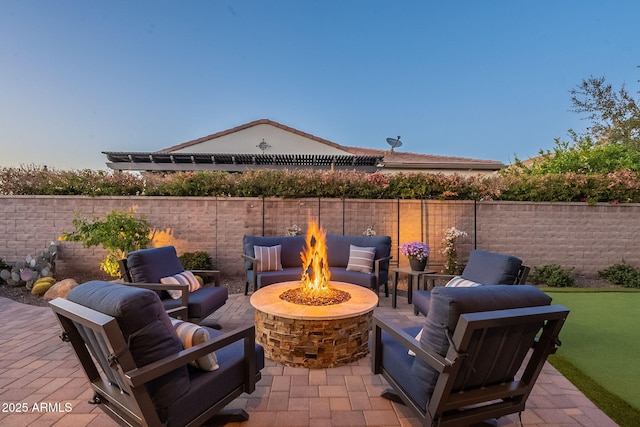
[[346, 245, 376, 273], [66, 281, 190, 413], [166, 326, 266, 427], [254, 245, 283, 272], [410, 285, 551, 410], [170, 318, 219, 371], [461, 249, 522, 284], [160, 286, 228, 319], [127, 246, 186, 299]]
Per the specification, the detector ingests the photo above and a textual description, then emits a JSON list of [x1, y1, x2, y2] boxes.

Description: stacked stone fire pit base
[[250, 282, 378, 369]]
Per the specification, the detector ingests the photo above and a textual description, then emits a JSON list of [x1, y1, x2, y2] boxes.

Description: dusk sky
[[1, 1, 638, 170]]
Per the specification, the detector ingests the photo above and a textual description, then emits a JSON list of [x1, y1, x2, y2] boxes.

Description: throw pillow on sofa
[[445, 276, 482, 288], [169, 318, 219, 371], [160, 271, 202, 299], [254, 245, 283, 272], [346, 245, 376, 274]]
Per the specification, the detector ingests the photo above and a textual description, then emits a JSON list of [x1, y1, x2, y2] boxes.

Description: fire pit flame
[[279, 218, 351, 306], [300, 219, 331, 294]]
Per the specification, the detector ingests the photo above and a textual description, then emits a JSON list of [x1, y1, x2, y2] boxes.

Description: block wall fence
[[1, 195, 639, 281]]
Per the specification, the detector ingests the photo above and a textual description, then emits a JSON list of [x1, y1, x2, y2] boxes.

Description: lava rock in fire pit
[[279, 287, 351, 306]]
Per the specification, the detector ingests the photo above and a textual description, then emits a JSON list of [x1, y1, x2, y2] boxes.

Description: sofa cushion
[[346, 245, 376, 273], [254, 245, 283, 272], [169, 318, 219, 371], [330, 267, 376, 288], [161, 270, 202, 299], [66, 281, 190, 414], [326, 235, 391, 268], [257, 267, 302, 288], [461, 249, 522, 284], [409, 285, 551, 410], [243, 235, 306, 269]]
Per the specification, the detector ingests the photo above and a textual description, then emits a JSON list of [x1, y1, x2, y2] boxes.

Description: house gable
[[161, 119, 351, 155]]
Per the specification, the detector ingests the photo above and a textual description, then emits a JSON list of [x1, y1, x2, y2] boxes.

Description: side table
[[391, 267, 436, 308]]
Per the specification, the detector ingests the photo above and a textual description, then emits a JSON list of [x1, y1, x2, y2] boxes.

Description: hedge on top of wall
[[2, 166, 640, 203]]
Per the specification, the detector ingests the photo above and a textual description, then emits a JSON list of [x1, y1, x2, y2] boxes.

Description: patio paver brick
[[0, 290, 620, 427]]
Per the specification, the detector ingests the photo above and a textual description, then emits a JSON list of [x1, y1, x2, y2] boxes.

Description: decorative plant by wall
[[0, 242, 57, 289], [441, 227, 468, 274], [285, 224, 302, 236], [363, 225, 376, 236], [179, 251, 214, 283], [59, 209, 153, 277]]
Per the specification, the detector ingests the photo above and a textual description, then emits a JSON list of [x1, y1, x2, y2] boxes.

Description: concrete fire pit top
[[250, 281, 378, 320]]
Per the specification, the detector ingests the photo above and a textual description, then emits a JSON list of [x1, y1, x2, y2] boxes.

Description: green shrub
[[598, 262, 640, 288], [179, 251, 214, 283], [60, 210, 153, 277], [179, 251, 213, 270], [529, 264, 576, 287]]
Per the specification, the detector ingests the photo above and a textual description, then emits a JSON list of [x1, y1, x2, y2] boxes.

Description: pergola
[[103, 151, 384, 172]]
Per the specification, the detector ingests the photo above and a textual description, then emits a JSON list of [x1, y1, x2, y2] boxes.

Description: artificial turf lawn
[[543, 290, 640, 412]]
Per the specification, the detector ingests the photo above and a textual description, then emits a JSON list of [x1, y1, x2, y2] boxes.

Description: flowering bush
[[441, 227, 467, 274], [5, 166, 640, 203], [399, 242, 430, 261]]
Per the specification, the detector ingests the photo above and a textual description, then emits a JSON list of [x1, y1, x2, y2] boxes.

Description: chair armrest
[[241, 253, 257, 262], [371, 314, 448, 375], [125, 325, 258, 388], [374, 256, 392, 280], [241, 254, 259, 291]]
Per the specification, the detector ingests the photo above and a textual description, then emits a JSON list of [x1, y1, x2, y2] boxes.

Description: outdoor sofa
[[242, 234, 392, 295]]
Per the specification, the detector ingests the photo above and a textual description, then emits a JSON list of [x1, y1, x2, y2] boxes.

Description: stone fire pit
[[250, 281, 378, 368]]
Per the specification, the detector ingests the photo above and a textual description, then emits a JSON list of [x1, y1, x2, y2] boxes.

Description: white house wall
[[172, 124, 351, 155]]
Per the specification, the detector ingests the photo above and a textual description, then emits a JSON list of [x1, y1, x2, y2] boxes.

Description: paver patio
[[0, 288, 618, 426]]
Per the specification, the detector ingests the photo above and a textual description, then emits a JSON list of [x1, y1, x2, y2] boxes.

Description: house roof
[[338, 146, 504, 170], [103, 118, 505, 172]]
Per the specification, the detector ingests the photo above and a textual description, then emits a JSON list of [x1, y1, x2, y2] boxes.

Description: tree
[[514, 131, 640, 175], [60, 209, 153, 277], [569, 74, 640, 148]]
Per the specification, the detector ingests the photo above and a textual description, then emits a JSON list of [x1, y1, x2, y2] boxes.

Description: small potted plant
[[399, 241, 430, 271]]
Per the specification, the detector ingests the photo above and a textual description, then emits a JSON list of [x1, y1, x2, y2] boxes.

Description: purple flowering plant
[[399, 241, 430, 261]]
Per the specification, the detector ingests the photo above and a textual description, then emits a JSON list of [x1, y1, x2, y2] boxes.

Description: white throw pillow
[[445, 276, 482, 288], [170, 318, 219, 371], [346, 245, 376, 274], [160, 270, 202, 299]]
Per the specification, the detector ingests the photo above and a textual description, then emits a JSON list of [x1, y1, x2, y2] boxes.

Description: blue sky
[[1, 1, 638, 170]]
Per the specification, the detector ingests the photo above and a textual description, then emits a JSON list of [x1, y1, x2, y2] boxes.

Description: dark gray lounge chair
[[50, 281, 264, 427], [413, 249, 530, 316], [372, 285, 568, 426], [120, 246, 228, 328]]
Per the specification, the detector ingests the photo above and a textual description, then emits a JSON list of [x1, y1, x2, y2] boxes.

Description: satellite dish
[[386, 136, 402, 152]]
